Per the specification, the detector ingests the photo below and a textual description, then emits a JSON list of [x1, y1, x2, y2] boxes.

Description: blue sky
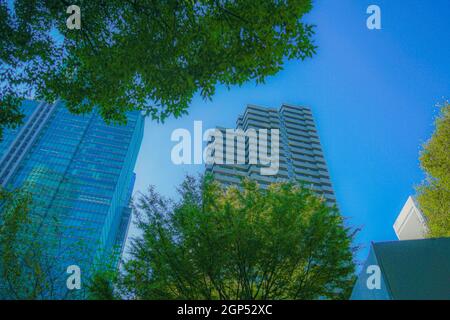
[[130, 0, 450, 260]]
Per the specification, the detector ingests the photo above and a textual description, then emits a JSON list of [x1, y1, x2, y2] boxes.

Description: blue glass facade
[[0, 100, 40, 161], [0, 100, 144, 297]]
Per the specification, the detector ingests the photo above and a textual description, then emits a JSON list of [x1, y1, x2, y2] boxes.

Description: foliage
[[416, 102, 450, 237], [86, 244, 125, 300], [86, 269, 118, 300], [113, 175, 356, 300], [0, 187, 36, 298], [0, 171, 90, 299], [0, 187, 67, 299], [0, 0, 316, 139]]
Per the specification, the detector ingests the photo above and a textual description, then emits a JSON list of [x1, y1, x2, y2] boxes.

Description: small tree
[[416, 102, 450, 237], [0, 169, 91, 299], [114, 175, 356, 300], [0, 187, 67, 299], [86, 266, 119, 300]]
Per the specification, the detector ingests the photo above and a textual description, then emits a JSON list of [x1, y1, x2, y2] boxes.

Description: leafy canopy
[[0, 0, 316, 139], [109, 175, 356, 300], [416, 102, 450, 237]]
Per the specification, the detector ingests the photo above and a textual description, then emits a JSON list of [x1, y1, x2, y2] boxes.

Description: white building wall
[[393, 196, 428, 240]]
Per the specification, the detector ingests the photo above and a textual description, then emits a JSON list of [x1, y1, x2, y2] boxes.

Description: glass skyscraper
[[0, 100, 144, 298], [206, 104, 337, 207]]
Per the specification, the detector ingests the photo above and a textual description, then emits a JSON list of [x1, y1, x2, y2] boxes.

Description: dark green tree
[[110, 175, 356, 300], [0, 170, 91, 299], [416, 102, 450, 237], [86, 268, 119, 300], [0, 187, 66, 299], [1, 0, 316, 139]]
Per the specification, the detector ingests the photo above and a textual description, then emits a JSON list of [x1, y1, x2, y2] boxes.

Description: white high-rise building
[[206, 104, 337, 207], [393, 196, 428, 240]]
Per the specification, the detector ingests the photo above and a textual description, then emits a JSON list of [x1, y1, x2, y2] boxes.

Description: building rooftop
[[373, 237, 450, 299]]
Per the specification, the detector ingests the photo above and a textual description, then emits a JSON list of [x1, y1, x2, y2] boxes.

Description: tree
[[0, 170, 91, 299], [112, 175, 356, 300], [0, 0, 57, 140], [0, 0, 316, 140], [0, 187, 66, 299], [86, 268, 119, 300], [0, 187, 36, 298], [416, 102, 450, 237]]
